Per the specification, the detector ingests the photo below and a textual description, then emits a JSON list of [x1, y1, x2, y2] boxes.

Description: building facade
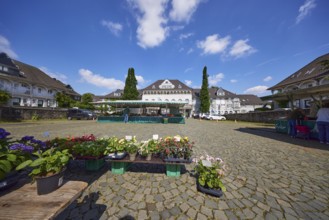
[[267, 53, 329, 109], [0, 53, 80, 107]]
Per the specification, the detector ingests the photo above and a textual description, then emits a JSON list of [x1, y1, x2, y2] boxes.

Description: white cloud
[[244, 85, 268, 95], [184, 80, 192, 86], [208, 73, 224, 86], [169, 0, 202, 23], [129, 0, 169, 49], [187, 48, 194, 54], [79, 69, 125, 90], [229, 39, 256, 58], [197, 34, 231, 55], [230, 79, 237, 83], [263, 76, 272, 82], [0, 35, 18, 59], [296, 0, 316, 24], [184, 67, 193, 73], [101, 20, 123, 36], [39, 67, 68, 83], [179, 32, 194, 40]]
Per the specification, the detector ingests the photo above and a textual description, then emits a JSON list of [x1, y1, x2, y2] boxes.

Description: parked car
[[206, 114, 226, 121], [200, 113, 210, 119], [67, 109, 97, 120]]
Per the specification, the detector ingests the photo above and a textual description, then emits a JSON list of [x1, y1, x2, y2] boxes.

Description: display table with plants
[[106, 135, 194, 177]]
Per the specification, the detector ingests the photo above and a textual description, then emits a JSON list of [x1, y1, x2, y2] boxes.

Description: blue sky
[[1, 0, 328, 96]]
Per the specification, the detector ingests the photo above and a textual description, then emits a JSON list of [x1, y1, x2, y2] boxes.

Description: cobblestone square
[[1, 119, 328, 219]]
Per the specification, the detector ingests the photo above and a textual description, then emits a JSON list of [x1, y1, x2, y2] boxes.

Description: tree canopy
[[0, 90, 11, 106]]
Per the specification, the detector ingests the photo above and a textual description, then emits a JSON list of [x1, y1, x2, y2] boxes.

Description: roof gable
[[143, 79, 192, 91]]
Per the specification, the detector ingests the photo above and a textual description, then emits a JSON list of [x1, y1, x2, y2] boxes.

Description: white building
[[0, 53, 80, 107]]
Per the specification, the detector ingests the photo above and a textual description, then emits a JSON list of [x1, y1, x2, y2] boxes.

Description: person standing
[[287, 108, 304, 138], [316, 103, 329, 144], [123, 107, 130, 123]]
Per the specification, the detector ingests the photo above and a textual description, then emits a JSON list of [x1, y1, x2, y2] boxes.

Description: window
[[38, 88, 42, 93], [48, 89, 53, 94], [13, 98, 20, 106]]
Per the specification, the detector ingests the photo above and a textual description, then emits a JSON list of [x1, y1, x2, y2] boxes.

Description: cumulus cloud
[[40, 67, 68, 83], [0, 35, 18, 59], [169, 0, 202, 23], [79, 69, 125, 90], [244, 85, 269, 95], [263, 76, 272, 82], [230, 79, 237, 83], [296, 0, 316, 24], [129, 0, 169, 49], [208, 73, 224, 86], [197, 34, 231, 55], [229, 39, 256, 58], [101, 20, 123, 36], [184, 80, 192, 86]]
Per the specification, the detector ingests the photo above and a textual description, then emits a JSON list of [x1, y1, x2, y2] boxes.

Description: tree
[[55, 92, 73, 108], [0, 90, 11, 106], [200, 66, 210, 113], [122, 68, 139, 100], [79, 93, 94, 109]]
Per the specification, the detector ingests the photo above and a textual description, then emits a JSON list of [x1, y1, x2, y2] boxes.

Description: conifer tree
[[122, 68, 139, 100], [200, 66, 210, 113]]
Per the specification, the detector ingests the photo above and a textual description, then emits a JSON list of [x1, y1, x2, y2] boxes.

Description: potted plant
[[194, 154, 226, 197], [0, 129, 35, 190], [16, 147, 72, 195], [124, 137, 139, 161], [138, 139, 158, 161], [159, 135, 193, 162], [104, 137, 127, 159]]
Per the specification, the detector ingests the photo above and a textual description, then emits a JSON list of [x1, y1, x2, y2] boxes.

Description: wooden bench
[[0, 180, 88, 220], [107, 155, 191, 177]]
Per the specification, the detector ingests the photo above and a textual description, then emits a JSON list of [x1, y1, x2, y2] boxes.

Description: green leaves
[[15, 160, 32, 171]]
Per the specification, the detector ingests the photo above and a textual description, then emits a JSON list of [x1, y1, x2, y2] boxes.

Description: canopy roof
[[92, 100, 188, 108]]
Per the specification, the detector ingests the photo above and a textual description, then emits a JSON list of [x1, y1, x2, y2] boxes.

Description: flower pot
[[35, 168, 66, 195], [196, 179, 223, 197], [0, 171, 19, 191], [106, 152, 127, 160], [146, 154, 152, 161], [129, 153, 137, 161]]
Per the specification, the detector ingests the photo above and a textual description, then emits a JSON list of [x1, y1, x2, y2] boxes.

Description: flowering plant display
[[0, 128, 34, 180], [158, 135, 193, 159], [194, 154, 226, 192], [124, 136, 139, 154], [46, 134, 96, 152], [138, 139, 158, 156], [104, 137, 126, 154], [72, 139, 107, 158]]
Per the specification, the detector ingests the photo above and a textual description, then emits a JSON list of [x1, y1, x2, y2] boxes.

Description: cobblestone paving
[[1, 119, 329, 219]]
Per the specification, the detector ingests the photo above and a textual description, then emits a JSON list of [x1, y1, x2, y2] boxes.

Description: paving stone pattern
[[2, 120, 329, 219]]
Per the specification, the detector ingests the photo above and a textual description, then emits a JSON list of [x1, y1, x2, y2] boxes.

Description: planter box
[[36, 168, 66, 195], [166, 164, 181, 177], [196, 180, 223, 197], [163, 158, 192, 163], [85, 159, 105, 171], [106, 152, 127, 160], [0, 171, 19, 191]]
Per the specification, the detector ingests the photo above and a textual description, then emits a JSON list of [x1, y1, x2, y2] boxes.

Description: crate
[[296, 125, 310, 139], [85, 159, 105, 171], [166, 164, 181, 177]]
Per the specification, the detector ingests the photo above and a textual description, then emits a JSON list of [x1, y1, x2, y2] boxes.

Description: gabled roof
[[268, 53, 329, 90], [237, 94, 264, 105], [0, 53, 80, 97], [143, 79, 192, 91]]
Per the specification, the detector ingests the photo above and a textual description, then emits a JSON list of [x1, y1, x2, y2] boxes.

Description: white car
[[206, 114, 226, 120]]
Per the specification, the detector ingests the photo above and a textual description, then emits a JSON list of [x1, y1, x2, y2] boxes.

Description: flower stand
[[85, 159, 105, 171], [111, 162, 128, 174]]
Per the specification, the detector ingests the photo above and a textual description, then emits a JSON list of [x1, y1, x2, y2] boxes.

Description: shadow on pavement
[[236, 127, 329, 151]]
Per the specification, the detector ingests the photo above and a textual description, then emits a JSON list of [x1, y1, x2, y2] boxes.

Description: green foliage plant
[[199, 66, 210, 113]]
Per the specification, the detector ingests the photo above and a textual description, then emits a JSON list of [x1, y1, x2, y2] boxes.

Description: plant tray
[[196, 181, 223, 197], [74, 155, 104, 160], [0, 172, 19, 191], [166, 164, 181, 177], [85, 159, 105, 171], [105, 152, 127, 160]]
